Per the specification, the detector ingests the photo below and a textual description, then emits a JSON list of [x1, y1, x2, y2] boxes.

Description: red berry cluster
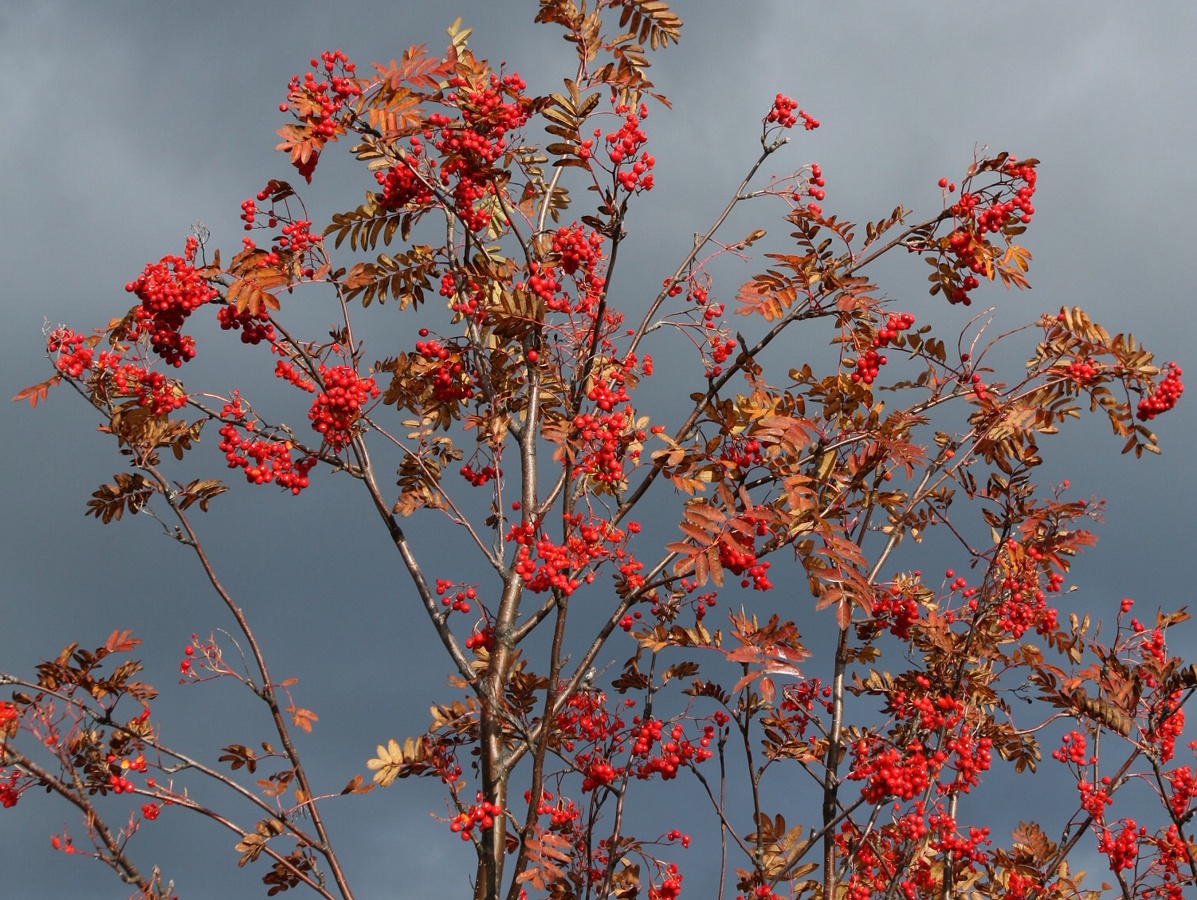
[[1051, 729, 1091, 766], [773, 679, 833, 742], [719, 437, 763, 474], [507, 514, 635, 596], [414, 337, 476, 405], [1137, 361, 1183, 421], [1098, 819, 1143, 872], [516, 260, 562, 310], [48, 328, 94, 376], [836, 804, 958, 900], [1145, 692, 1185, 763], [989, 541, 1062, 639], [110, 364, 187, 416], [804, 162, 827, 215], [848, 737, 947, 804], [438, 274, 489, 322], [538, 222, 607, 317], [239, 196, 275, 231], [1078, 776, 1115, 822], [0, 769, 21, 809], [870, 584, 922, 640], [48, 330, 193, 416], [718, 533, 773, 591], [449, 793, 503, 841], [274, 359, 316, 392], [764, 94, 819, 131], [435, 580, 476, 614], [308, 364, 380, 452], [1168, 764, 1197, 820], [602, 103, 655, 193], [940, 158, 1037, 305], [460, 461, 500, 487], [125, 236, 217, 366], [631, 719, 714, 781], [850, 311, 916, 385], [557, 690, 625, 750], [706, 334, 737, 378], [647, 868, 683, 900], [465, 626, 493, 651], [664, 829, 692, 849], [376, 159, 435, 211], [423, 72, 531, 231], [553, 222, 604, 277], [573, 402, 642, 486], [217, 394, 317, 494], [1066, 357, 1098, 384], [280, 51, 361, 182], [217, 305, 276, 344], [534, 791, 581, 828]]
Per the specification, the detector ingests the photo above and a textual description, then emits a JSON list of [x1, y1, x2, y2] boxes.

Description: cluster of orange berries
[[308, 364, 380, 452], [280, 50, 361, 181], [1137, 361, 1184, 421], [125, 236, 217, 366], [850, 311, 916, 385], [764, 94, 819, 131], [435, 580, 476, 614], [603, 103, 655, 193], [449, 793, 503, 841], [218, 393, 317, 494]]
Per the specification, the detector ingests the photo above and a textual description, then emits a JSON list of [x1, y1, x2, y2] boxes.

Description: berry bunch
[[273, 359, 316, 392], [217, 394, 317, 494], [573, 404, 641, 486], [1098, 819, 1142, 872], [421, 72, 532, 231], [718, 532, 773, 591], [109, 364, 187, 416], [280, 51, 361, 182], [434, 580, 476, 614], [124, 236, 217, 366], [552, 222, 604, 277], [414, 338, 476, 405], [48, 328, 94, 377], [848, 738, 947, 804], [1051, 729, 1090, 766], [849, 311, 916, 385], [459, 462, 499, 487], [376, 159, 435, 211], [630, 720, 714, 780], [217, 305, 276, 344], [719, 436, 763, 474], [464, 626, 493, 651], [307, 364, 380, 452], [1065, 357, 1098, 384], [869, 584, 922, 640], [937, 157, 1038, 305], [764, 94, 819, 131], [507, 514, 634, 596], [0, 769, 21, 809], [449, 793, 504, 841], [529, 790, 581, 828], [1168, 764, 1197, 820], [602, 103, 655, 193], [1137, 361, 1184, 421]]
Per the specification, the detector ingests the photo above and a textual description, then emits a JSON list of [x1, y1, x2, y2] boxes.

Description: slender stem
[[153, 478, 355, 900]]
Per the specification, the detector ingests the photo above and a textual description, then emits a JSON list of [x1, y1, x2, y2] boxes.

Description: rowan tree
[[4, 3, 1194, 899]]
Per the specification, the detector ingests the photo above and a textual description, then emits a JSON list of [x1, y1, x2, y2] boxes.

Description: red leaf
[[12, 375, 61, 408]]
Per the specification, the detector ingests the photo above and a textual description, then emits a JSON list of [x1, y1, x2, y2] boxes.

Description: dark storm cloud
[[2, 3, 1194, 897]]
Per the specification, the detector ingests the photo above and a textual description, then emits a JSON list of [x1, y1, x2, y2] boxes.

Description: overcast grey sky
[[2, 2, 1196, 898]]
